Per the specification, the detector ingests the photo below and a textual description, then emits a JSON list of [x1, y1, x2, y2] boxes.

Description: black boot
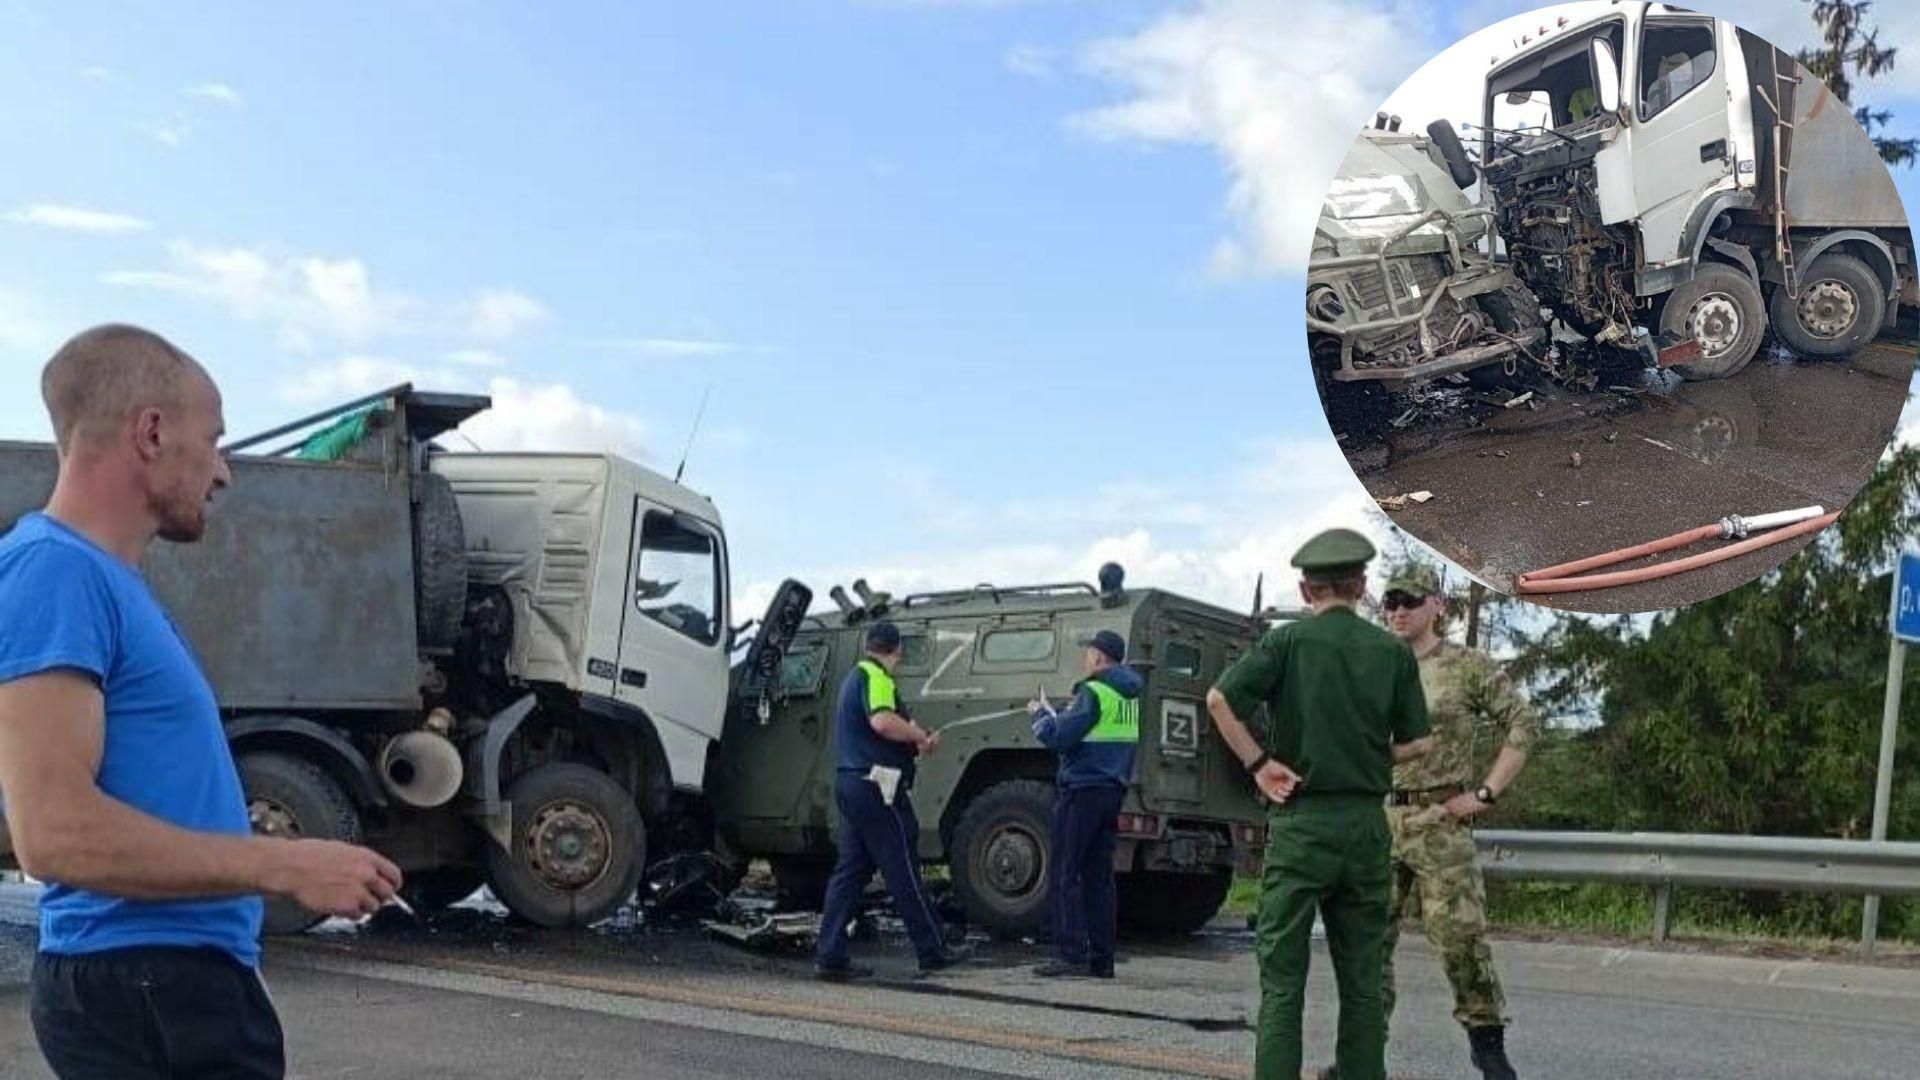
[[1468, 1024, 1518, 1080]]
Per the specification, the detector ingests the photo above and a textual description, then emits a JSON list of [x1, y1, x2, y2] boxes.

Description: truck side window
[[1639, 24, 1714, 120], [635, 512, 721, 646], [979, 628, 1055, 664], [1163, 641, 1203, 680], [898, 634, 931, 673], [776, 642, 829, 697]]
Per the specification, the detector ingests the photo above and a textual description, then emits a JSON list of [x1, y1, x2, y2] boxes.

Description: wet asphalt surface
[[1343, 333, 1917, 613]]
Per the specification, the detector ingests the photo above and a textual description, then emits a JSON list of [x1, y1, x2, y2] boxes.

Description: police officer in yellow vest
[[1028, 629, 1142, 978], [815, 620, 972, 980]]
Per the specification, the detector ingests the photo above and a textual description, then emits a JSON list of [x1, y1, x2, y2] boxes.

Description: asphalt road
[[1344, 333, 1916, 613], [4, 898, 1915, 1080]]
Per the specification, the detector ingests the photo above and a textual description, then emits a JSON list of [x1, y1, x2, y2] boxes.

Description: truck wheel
[[400, 868, 486, 913], [1663, 264, 1766, 381], [1117, 868, 1234, 938], [240, 752, 362, 936], [485, 764, 646, 928], [1768, 252, 1884, 358], [770, 856, 833, 912], [413, 471, 467, 651], [949, 780, 1053, 939]]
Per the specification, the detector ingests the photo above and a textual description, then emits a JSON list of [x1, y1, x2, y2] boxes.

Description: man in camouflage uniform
[[1379, 564, 1536, 1080]]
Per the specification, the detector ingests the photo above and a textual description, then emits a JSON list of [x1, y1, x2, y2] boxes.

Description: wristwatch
[[1247, 752, 1272, 775], [1475, 784, 1498, 805]]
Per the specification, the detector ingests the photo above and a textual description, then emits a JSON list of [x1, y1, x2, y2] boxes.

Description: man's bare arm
[[1481, 744, 1528, 797], [1390, 735, 1436, 764], [0, 671, 399, 914]]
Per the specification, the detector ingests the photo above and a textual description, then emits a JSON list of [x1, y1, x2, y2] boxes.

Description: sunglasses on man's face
[[1381, 591, 1430, 611]]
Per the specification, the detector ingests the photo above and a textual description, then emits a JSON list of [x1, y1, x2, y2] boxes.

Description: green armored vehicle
[[709, 575, 1271, 938]]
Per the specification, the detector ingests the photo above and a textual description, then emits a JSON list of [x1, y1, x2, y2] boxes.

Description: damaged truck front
[[1467, 3, 1915, 379], [1308, 119, 1549, 435]]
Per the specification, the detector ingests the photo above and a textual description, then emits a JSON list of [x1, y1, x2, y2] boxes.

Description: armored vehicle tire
[[1117, 868, 1234, 937], [949, 780, 1054, 939], [239, 751, 363, 935], [1663, 264, 1766, 381], [485, 764, 647, 928], [1768, 252, 1884, 359], [400, 868, 486, 913], [413, 470, 467, 651], [770, 856, 833, 912]]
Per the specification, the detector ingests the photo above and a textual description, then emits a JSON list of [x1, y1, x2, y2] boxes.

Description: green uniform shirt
[[1393, 641, 1538, 791], [1215, 606, 1430, 797]]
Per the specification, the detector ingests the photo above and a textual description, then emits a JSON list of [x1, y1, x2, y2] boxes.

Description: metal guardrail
[[1475, 830, 1920, 948]]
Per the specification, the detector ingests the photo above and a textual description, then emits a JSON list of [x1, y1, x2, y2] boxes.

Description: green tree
[[1798, 0, 1918, 166]]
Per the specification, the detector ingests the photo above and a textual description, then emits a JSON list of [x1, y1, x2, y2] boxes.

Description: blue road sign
[[1892, 552, 1920, 643]]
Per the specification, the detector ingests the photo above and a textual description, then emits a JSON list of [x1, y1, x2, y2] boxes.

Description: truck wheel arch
[[472, 693, 671, 853], [1794, 230, 1899, 302], [937, 749, 1055, 850], [226, 714, 387, 810]]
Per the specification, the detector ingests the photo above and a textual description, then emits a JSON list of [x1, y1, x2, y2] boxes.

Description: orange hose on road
[[1514, 511, 1841, 595]]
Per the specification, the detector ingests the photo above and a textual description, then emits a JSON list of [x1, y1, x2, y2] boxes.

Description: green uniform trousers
[[1255, 794, 1393, 1080]]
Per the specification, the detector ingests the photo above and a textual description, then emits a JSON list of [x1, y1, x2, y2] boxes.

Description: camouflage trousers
[[1382, 803, 1507, 1030]]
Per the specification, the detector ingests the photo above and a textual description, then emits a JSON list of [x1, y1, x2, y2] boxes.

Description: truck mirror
[[1504, 91, 1534, 106], [1592, 38, 1621, 114]]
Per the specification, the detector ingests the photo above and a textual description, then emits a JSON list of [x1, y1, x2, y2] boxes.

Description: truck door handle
[[1700, 139, 1726, 162], [621, 668, 648, 689]]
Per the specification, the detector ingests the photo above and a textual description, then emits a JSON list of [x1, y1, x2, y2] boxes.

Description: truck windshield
[[635, 512, 722, 645], [1486, 25, 1624, 137]]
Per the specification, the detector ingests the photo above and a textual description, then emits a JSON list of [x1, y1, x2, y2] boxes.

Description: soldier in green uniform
[[1206, 528, 1435, 1080], [1378, 565, 1536, 1080]]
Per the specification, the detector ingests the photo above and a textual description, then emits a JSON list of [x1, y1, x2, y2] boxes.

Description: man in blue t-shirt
[[0, 324, 403, 1079], [813, 619, 971, 980]]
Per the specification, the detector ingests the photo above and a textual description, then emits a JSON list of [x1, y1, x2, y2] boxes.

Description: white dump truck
[[0, 387, 811, 932], [1428, 2, 1915, 379]]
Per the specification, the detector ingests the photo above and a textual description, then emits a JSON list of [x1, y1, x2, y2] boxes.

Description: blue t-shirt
[[0, 513, 262, 966], [833, 660, 915, 781]]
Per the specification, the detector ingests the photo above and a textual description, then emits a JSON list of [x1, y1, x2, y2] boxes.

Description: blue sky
[[1, 0, 1915, 619]]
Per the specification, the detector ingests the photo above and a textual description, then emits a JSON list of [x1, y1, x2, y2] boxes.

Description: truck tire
[[1117, 868, 1234, 938], [1663, 264, 1766, 381], [413, 471, 467, 651], [400, 868, 486, 913], [1768, 252, 1884, 359], [484, 764, 646, 928], [770, 856, 833, 912], [239, 752, 362, 935], [948, 780, 1053, 939]]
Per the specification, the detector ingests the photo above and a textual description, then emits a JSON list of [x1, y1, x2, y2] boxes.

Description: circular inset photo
[[1306, 2, 1917, 613]]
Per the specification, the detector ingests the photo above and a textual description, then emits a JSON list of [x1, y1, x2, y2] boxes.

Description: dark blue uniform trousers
[[1050, 784, 1126, 971], [816, 770, 947, 969]]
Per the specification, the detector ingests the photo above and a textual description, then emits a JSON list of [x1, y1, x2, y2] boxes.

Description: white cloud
[[78, 66, 112, 82], [463, 288, 549, 339], [1005, 43, 1057, 79], [586, 337, 743, 357], [187, 82, 243, 107], [276, 359, 646, 461], [1073, 0, 1430, 275], [444, 348, 510, 369], [103, 241, 548, 349], [5, 203, 150, 234], [146, 115, 194, 147]]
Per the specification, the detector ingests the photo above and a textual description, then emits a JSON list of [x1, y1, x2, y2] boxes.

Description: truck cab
[[710, 579, 1271, 939]]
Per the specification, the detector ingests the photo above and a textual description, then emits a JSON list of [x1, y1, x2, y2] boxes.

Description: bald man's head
[[41, 323, 208, 452]]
